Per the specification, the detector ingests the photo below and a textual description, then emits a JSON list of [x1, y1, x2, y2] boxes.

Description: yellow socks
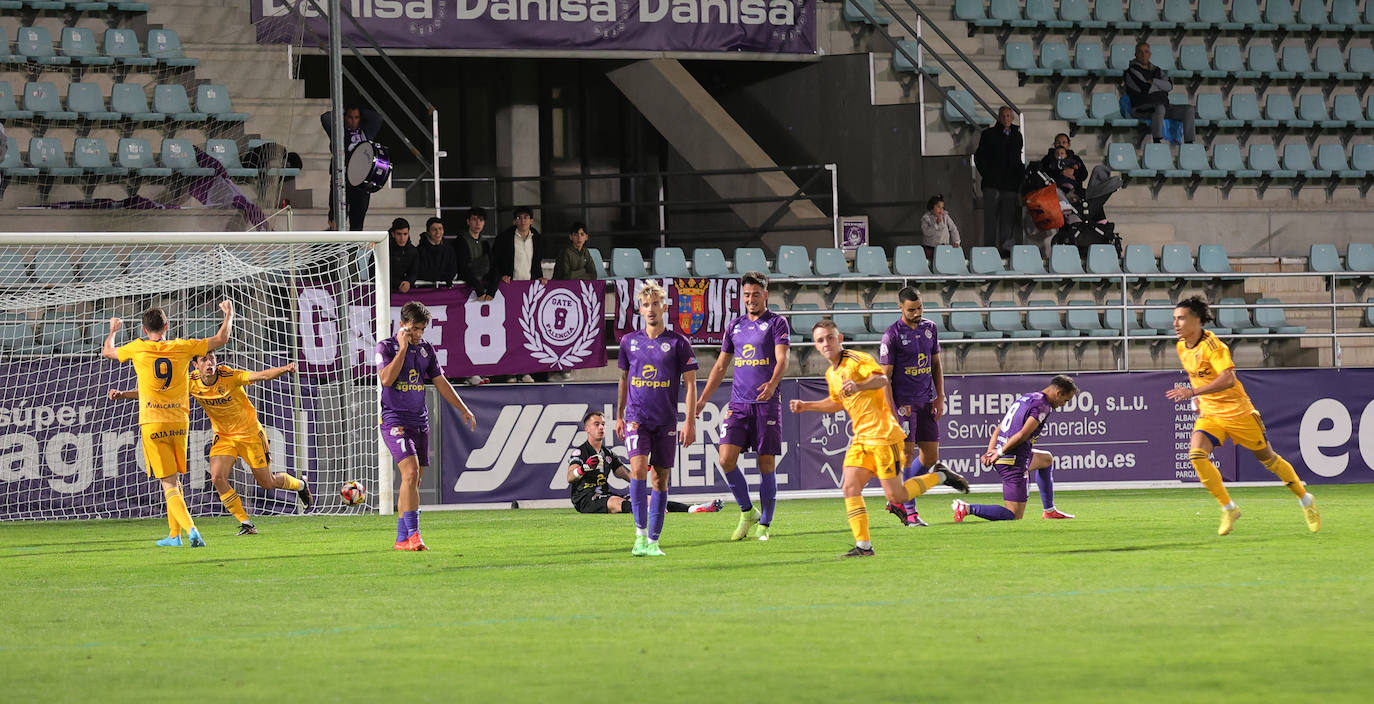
[[844, 496, 870, 546], [903, 473, 940, 499], [1260, 454, 1306, 498], [1189, 449, 1233, 507], [219, 489, 250, 523], [164, 484, 196, 533], [276, 473, 304, 491], [167, 512, 178, 538]]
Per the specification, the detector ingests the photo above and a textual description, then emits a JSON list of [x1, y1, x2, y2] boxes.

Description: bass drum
[[346, 141, 391, 193]]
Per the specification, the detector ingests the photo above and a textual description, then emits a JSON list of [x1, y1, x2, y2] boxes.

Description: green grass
[[2, 485, 1372, 703]]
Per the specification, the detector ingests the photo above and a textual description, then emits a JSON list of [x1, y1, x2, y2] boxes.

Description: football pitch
[[3, 485, 1371, 703]]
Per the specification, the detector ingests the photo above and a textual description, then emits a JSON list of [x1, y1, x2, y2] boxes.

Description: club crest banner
[[614, 278, 741, 345]]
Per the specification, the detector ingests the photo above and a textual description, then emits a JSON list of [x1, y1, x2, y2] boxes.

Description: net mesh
[[0, 238, 381, 521]]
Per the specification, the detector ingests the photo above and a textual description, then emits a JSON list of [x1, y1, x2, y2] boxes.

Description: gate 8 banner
[[613, 278, 742, 345]]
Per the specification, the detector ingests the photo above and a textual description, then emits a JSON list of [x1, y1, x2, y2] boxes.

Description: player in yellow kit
[[790, 319, 969, 557], [1165, 296, 1320, 535], [102, 301, 234, 547], [109, 352, 311, 535]]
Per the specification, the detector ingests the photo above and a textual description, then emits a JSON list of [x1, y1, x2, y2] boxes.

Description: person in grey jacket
[[920, 195, 961, 263]]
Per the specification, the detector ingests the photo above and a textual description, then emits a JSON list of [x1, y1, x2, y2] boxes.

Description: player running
[[567, 410, 722, 515], [102, 301, 234, 548], [790, 319, 969, 557], [877, 287, 945, 527], [108, 353, 312, 535], [378, 301, 477, 551], [953, 376, 1078, 523], [695, 271, 789, 541], [616, 281, 699, 557], [1165, 296, 1319, 535]]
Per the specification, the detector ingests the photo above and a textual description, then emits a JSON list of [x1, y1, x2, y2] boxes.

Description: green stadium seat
[[1055, 91, 1088, 124], [1166, 0, 1204, 28], [892, 40, 939, 76], [1282, 144, 1330, 179], [73, 137, 126, 176], [1198, 0, 1243, 30], [1107, 42, 1135, 74], [1130, 0, 1175, 28], [1266, 94, 1312, 128], [893, 245, 931, 276], [32, 251, 75, 285], [1347, 243, 1374, 272], [1299, 95, 1344, 128], [16, 26, 70, 65], [1086, 244, 1124, 276], [1248, 144, 1294, 177], [932, 245, 970, 276], [160, 138, 213, 176], [23, 82, 78, 121], [1213, 143, 1260, 178], [1074, 43, 1106, 75], [67, 82, 120, 121], [1161, 244, 1200, 275], [1010, 245, 1047, 275], [775, 245, 813, 278], [690, 248, 728, 277], [0, 81, 34, 120], [1356, 145, 1374, 174], [2, 137, 38, 177], [1197, 244, 1238, 277], [944, 89, 994, 126], [1005, 42, 1035, 73], [842, 0, 891, 25], [0, 316, 38, 354], [1142, 299, 1175, 333], [1067, 301, 1115, 336], [78, 247, 121, 281], [1091, 92, 1133, 126], [0, 251, 31, 285], [854, 245, 891, 276], [1331, 0, 1361, 29], [111, 82, 165, 122], [814, 247, 856, 277], [61, 27, 114, 66], [734, 247, 770, 276], [610, 248, 648, 278], [196, 84, 248, 122], [969, 246, 1005, 276], [1028, 42, 1071, 78], [28, 137, 81, 176], [652, 247, 689, 277], [154, 84, 206, 122], [1267, 0, 1311, 31], [147, 28, 198, 68], [1308, 244, 1343, 272], [1316, 144, 1363, 179], [787, 303, 822, 344], [1350, 47, 1374, 77], [1179, 45, 1213, 78], [1213, 44, 1253, 79], [1315, 47, 1357, 81], [991, 0, 1029, 27], [989, 301, 1040, 338], [104, 28, 156, 66], [1282, 47, 1327, 81], [1141, 143, 1179, 177], [1105, 306, 1153, 336], [1097, 0, 1141, 29], [587, 248, 606, 279], [833, 302, 878, 342], [1124, 245, 1160, 275], [1180, 144, 1225, 178], [928, 310, 963, 340], [1231, 94, 1275, 128], [204, 139, 258, 179], [1108, 143, 1143, 175], [1059, 0, 1105, 27], [1049, 244, 1087, 277], [950, 301, 1000, 339], [1217, 297, 1269, 335], [1027, 0, 1071, 28], [953, 0, 988, 24], [1254, 298, 1306, 334], [1333, 96, 1372, 128], [1027, 299, 1072, 337], [1300, 0, 1338, 30], [40, 316, 85, 354], [1232, 0, 1276, 31]]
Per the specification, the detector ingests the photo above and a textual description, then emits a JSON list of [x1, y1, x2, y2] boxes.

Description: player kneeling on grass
[[954, 375, 1078, 523], [1166, 296, 1319, 535], [109, 354, 312, 535], [378, 301, 478, 551], [790, 319, 969, 558], [568, 411, 722, 515]]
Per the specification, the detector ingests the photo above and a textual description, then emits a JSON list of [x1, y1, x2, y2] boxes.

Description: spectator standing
[[974, 106, 1024, 254], [456, 207, 495, 301], [553, 222, 597, 280], [387, 218, 417, 293], [492, 206, 546, 284], [320, 106, 382, 231], [414, 217, 459, 286], [1123, 42, 1195, 144], [920, 195, 961, 263]]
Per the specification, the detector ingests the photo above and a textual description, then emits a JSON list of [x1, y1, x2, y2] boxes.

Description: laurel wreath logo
[[520, 281, 601, 369]]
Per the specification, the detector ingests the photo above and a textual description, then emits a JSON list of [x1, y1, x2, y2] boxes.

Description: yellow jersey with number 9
[[117, 338, 209, 425]]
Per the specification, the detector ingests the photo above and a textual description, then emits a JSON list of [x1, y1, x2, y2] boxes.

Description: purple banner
[[1240, 368, 1374, 484], [252, 0, 817, 54], [613, 278, 742, 346]]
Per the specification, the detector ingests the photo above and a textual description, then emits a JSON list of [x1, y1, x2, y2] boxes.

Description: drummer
[[320, 106, 382, 231]]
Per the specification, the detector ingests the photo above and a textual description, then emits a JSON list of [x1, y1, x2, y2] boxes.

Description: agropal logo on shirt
[[518, 281, 601, 370], [633, 364, 671, 389]]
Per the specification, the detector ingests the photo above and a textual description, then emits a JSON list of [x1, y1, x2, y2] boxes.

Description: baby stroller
[[1053, 165, 1124, 258]]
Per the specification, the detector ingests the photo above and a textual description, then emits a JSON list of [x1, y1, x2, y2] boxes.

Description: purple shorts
[[382, 424, 430, 466], [897, 401, 939, 444], [627, 422, 678, 468], [719, 401, 783, 456], [996, 462, 1030, 503]]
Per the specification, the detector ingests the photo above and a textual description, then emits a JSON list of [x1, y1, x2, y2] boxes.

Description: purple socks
[[396, 510, 419, 541], [759, 471, 777, 526], [630, 478, 648, 530], [649, 488, 668, 541], [969, 504, 1017, 521], [1035, 467, 1056, 510], [903, 458, 926, 515], [723, 468, 753, 512]]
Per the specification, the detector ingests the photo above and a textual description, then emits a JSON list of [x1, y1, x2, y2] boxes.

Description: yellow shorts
[[209, 431, 270, 469], [1195, 412, 1269, 452], [141, 423, 189, 479], [843, 442, 906, 480]]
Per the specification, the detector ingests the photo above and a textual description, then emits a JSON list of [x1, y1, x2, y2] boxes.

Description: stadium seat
[[1107, 143, 1143, 174], [1140, 143, 1178, 177], [67, 82, 120, 121], [690, 248, 727, 277], [27, 137, 81, 176], [1107, 42, 1136, 74], [204, 139, 258, 179], [15, 26, 69, 65], [989, 301, 1040, 338], [1197, 244, 1237, 276], [196, 85, 249, 122], [32, 252, 75, 285], [1010, 245, 1046, 275], [1282, 144, 1330, 179], [1213, 143, 1260, 178], [586, 248, 606, 279], [73, 137, 126, 176], [1332, 0, 1362, 29], [40, 316, 85, 354], [854, 245, 891, 276], [892, 40, 937, 76], [842, 0, 891, 25], [1179, 144, 1225, 178], [1316, 144, 1365, 179], [1027, 300, 1072, 337], [892, 245, 931, 276], [610, 248, 648, 278], [944, 89, 994, 126], [1086, 244, 1124, 277], [928, 311, 963, 340], [1026, 0, 1071, 28], [1092, 92, 1134, 127], [1360, 145, 1374, 178], [23, 82, 77, 121], [1104, 306, 1152, 336], [1142, 299, 1175, 333], [1248, 144, 1294, 177], [153, 84, 206, 122], [814, 247, 855, 277], [2, 137, 38, 177], [950, 301, 999, 339], [1178, 45, 1213, 78], [146, 28, 198, 68], [0, 315, 37, 354], [1217, 297, 1269, 335], [1124, 244, 1160, 275], [1074, 43, 1106, 75], [1028, 42, 1072, 78], [1213, 44, 1252, 79], [969, 246, 1005, 276], [160, 138, 213, 177], [953, 0, 990, 25], [1315, 47, 1358, 81], [1059, 91, 1096, 126], [1266, 94, 1311, 128], [1166, 0, 1205, 28], [1266, 0, 1310, 31], [1150, 43, 1177, 73], [1058, 0, 1104, 28], [1281, 47, 1326, 81], [0, 251, 31, 285], [932, 245, 970, 276], [832, 302, 877, 342], [1347, 243, 1374, 272], [1005, 42, 1035, 73], [1300, 0, 1339, 30], [1333, 95, 1372, 128], [1067, 301, 1115, 336], [1350, 47, 1374, 77], [1299, 94, 1344, 128], [1049, 245, 1089, 278], [786, 303, 822, 344], [1096, 0, 1141, 29], [1161, 244, 1200, 275], [60, 27, 114, 66], [1232, 0, 1276, 31], [1254, 298, 1307, 334], [104, 28, 156, 66], [0, 81, 34, 120], [1227, 94, 1271, 128], [775, 245, 813, 278], [1197, 0, 1242, 30], [1247, 46, 1285, 80], [111, 82, 164, 122], [734, 247, 769, 276], [990, 0, 1029, 27], [1308, 243, 1343, 272], [652, 247, 689, 277], [1129, 0, 1174, 28]]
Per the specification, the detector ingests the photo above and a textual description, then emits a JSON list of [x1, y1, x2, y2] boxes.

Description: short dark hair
[[466, 207, 487, 220], [399, 301, 431, 325], [582, 410, 604, 424], [926, 194, 944, 211], [741, 271, 769, 290], [389, 217, 409, 234], [513, 206, 534, 219], [898, 287, 921, 304], [1175, 295, 1214, 325], [1055, 132, 1070, 142], [425, 217, 443, 231], [1050, 375, 1078, 395], [1136, 40, 1150, 50], [569, 221, 587, 235], [141, 308, 167, 333]]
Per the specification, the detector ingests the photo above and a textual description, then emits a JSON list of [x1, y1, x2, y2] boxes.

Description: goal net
[[0, 232, 388, 521]]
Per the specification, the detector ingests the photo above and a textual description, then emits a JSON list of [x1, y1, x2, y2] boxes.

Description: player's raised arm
[[680, 369, 697, 447], [206, 300, 235, 351], [100, 317, 122, 360], [695, 351, 732, 417], [433, 375, 477, 431], [790, 396, 843, 414], [247, 362, 297, 383], [378, 324, 410, 387]]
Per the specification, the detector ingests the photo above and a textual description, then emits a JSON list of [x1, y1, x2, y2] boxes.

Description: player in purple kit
[[616, 281, 699, 557], [878, 287, 947, 527], [953, 376, 1078, 522], [696, 271, 790, 541], [377, 301, 477, 551]]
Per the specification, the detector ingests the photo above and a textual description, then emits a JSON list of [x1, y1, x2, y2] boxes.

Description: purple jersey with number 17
[[721, 310, 790, 405], [618, 328, 698, 428], [376, 338, 443, 427]]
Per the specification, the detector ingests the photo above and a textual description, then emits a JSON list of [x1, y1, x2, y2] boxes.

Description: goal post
[[0, 231, 391, 521]]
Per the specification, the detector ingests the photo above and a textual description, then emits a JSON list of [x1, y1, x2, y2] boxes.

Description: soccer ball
[[340, 481, 366, 506]]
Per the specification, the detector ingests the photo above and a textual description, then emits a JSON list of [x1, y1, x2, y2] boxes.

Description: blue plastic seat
[[1283, 143, 1330, 178], [1005, 42, 1035, 73], [1316, 144, 1364, 179], [1247, 46, 1286, 80], [1010, 245, 1046, 275], [1105, 306, 1153, 336], [610, 248, 648, 278], [967, 247, 1004, 276], [892, 245, 930, 276], [775, 245, 813, 278], [1181, 145, 1224, 178], [154, 84, 207, 122], [1026, 0, 1070, 28], [932, 245, 970, 276], [1166, 0, 1204, 27], [1315, 48, 1357, 80], [1266, 94, 1311, 128], [1107, 42, 1135, 74], [1300, 0, 1338, 30], [1232, 0, 1276, 31], [1333, 95, 1372, 128], [1107, 142, 1143, 174], [1197, 0, 1242, 30], [842, 0, 892, 25], [988, 0, 1027, 27], [23, 81, 77, 121], [1197, 244, 1236, 276], [73, 137, 126, 175], [1178, 45, 1212, 78], [1331, 0, 1361, 28], [1129, 0, 1174, 28], [1142, 143, 1180, 177], [1074, 43, 1106, 75], [60, 27, 114, 66], [104, 28, 156, 66], [161, 138, 214, 176], [1086, 244, 1124, 276], [1142, 299, 1175, 333], [944, 89, 994, 126], [786, 303, 823, 345], [814, 247, 856, 277], [1097, 0, 1142, 29], [15, 26, 69, 65], [734, 247, 770, 276], [1345, 243, 1374, 272], [1055, 91, 1088, 123], [989, 301, 1041, 338], [1282, 47, 1326, 81], [40, 314, 85, 353], [1214, 143, 1261, 177], [1059, 0, 1103, 28], [587, 248, 606, 279], [833, 302, 878, 342], [146, 28, 198, 68], [1049, 244, 1088, 278], [0, 82, 33, 120], [1265, 0, 1310, 31], [0, 251, 32, 286], [1350, 48, 1374, 78], [1161, 244, 1200, 275], [953, 0, 986, 23], [1195, 94, 1229, 128], [1027, 300, 1072, 337], [652, 247, 689, 277], [854, 245, 891, 276], [950, 301, 1000, 339], [1213, 44, 1251, 78], [1231, 94, 1274, 127], [892, 40, 929, 75], [1217, 298, 1269, 335], [196, 85, 249, 122], [690, 248, 728, 277], [111, 82, 164, 122], [1028, 42, 1072, 77], [1298, 95, 1343, 128], [1354, 145, 1374, 174], [1309, 244, 1343, 272], [1085, 92, 1123, 126], [1067, 301, 1115, 336], [27, 137, 81, 176], [1124, 244, 1160, 275], [67, 82, 120, 121], [204, 139, 258, 179], [1254, 298, 1307, 334]]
